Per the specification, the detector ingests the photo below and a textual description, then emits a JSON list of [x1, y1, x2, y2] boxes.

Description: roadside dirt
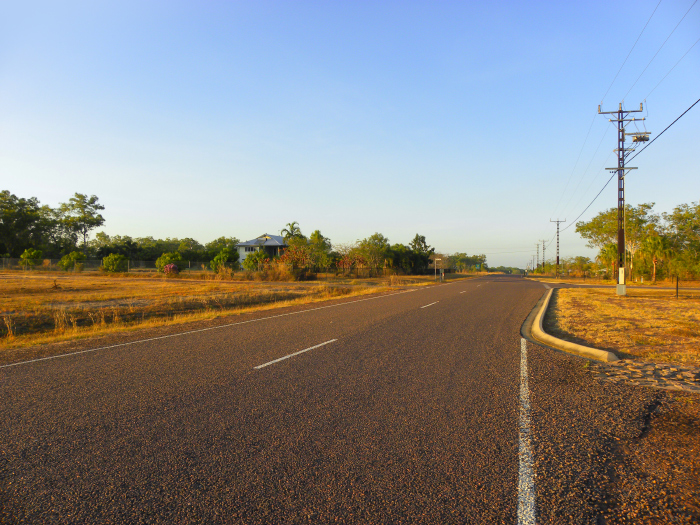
[[600, 391, 700, 524], [537, 285, 700, 523]]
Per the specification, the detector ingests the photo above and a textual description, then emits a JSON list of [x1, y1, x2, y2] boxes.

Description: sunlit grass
[[548, 288, 700, 365], [0, 271, 466, 356]]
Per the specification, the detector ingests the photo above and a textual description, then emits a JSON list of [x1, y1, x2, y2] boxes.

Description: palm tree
[[596, 243, 618, 278], [642, 235, 672, 282], [281, 221, 302, 241]]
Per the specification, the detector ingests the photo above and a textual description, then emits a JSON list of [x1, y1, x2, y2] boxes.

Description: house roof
[[236, 234, 287, 248]]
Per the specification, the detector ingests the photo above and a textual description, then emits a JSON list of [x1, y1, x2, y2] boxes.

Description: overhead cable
[[560, 97, 700, 232], [552, 0, 662, 224], [549, 113, 597, 219], [623, 0, 698, 100], [628, 97, 700, 161], [600, 0, 663, 104], [645, 36, 700, 99]]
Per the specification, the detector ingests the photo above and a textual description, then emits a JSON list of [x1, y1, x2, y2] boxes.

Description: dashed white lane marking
[[542, 284, 551, 290], [0, 289, 419, 369], [459, 291, 467, 294], [254, 339, 337, 369], [420, 302, 439, 309], [518, 338, 537, 524]]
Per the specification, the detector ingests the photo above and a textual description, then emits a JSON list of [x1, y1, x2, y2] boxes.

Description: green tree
[[358, 233, 391, 270], [205, 237, 240, 259], [102, 253, 129, 273], [641, 234, 673, 282], [20, 248, 42, 268], [59, 193, 105, 255], [177, 238, 204, 260], [242, 248, 270, 271], [596, 243, 618, 278], [281, 221, 304, 241], [0, 191, 54, 256], [663, 202, 700, 277], [58, 251, 86, 271], [210, 247, 239, 271], [308, 230, 332, 267], [576, 203, 658, 278], [408, 234, 434, 273]]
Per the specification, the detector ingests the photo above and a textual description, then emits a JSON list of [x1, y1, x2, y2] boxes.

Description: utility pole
[[535, 244, 539, 273], [550, 219, 566, 278], [598, 102, 649, 296], [540, 240, 547, 272]]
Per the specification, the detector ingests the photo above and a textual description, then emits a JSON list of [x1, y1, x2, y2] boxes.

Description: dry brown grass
[[0, 272, 394, 351], [546, 287, 700, 365], [0, 271, 464, 352]]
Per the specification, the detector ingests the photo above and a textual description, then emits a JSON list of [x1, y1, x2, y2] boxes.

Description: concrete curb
[[532, 288, 619, 363]]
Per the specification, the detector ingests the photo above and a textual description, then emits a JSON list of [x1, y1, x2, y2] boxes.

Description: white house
[[236, 234, 288, 263]]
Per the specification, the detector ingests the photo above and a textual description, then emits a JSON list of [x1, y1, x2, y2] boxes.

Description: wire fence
[[0, 258, 206, 273], [0, 258, 444, 280]]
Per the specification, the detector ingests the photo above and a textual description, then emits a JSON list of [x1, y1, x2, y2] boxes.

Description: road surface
[[0, 276, 657, 524]]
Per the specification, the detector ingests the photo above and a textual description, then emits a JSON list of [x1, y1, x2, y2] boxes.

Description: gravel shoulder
[[529, 285, 700, 523]]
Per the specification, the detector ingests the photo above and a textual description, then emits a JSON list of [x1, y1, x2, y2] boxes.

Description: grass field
[[0, 271, 457, 353], [545, 287, 700, 365]]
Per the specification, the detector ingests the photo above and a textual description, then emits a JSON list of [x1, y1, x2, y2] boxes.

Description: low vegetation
[[0, 271, 452, 358], [546, 287, 700, 365]]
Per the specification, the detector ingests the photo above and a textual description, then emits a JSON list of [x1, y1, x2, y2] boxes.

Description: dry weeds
[[0, 271, 454, 352], [546, 288, 700, 365]]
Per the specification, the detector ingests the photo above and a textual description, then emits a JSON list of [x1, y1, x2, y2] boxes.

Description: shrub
[[20, 248, 42, 268], [156, 252, 182, 272], [102, 253, 128, 273], [241, 248, 270, 271], [164, 263, 179, 276], [210, 247, 239, 272], [58, 251, 86, 271]]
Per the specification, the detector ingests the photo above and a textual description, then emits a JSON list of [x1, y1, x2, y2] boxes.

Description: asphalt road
[[0, 276, 658, 524]]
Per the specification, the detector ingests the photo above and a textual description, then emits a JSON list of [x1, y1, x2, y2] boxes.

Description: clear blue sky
[[2, 1, 698, 267]]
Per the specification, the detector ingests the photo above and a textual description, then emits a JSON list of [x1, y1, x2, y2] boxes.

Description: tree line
[[1, 191, 490, 275], [574, 201, 700, 281]]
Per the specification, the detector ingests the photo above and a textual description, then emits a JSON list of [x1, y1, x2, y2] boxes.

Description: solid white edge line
[[254, 339, 337, 369], [0, 288, 420, 369], [420, 301, 438, 309], [518, 338, 537, 525]]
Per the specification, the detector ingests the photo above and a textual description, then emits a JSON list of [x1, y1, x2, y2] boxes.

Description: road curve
[[0, 276, 657, 524]]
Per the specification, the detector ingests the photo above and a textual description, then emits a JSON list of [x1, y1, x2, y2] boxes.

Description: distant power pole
[[535, 244, 539, 272], [550, 219, 566, 278], [540, 240, 547, 272], [598, 102, 650, 295]]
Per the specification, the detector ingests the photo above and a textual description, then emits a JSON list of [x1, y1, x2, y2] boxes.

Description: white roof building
[[236, 234, 287, 262]]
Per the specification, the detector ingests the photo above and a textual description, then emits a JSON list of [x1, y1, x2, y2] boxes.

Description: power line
[[559, 97, 700, 233], [550, 113, 597, 219], [623, 0, 698, 100], [558, 125, 611, 217], [561, 172, 616, 234], [553, 0, 662, 223], [600, 0, 663, 104], [628, 97, 700, 161], [645, 36, 700, 99]]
